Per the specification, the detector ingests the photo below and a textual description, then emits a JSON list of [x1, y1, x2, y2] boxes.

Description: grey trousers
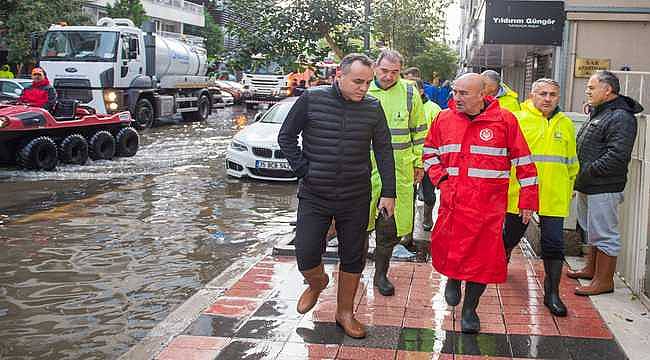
[[576, 191, 624, 256]]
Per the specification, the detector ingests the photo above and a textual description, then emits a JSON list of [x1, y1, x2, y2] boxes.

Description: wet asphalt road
[[0, 106, 298, 359]]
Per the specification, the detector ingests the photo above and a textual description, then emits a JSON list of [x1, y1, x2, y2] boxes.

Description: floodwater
[[0, 106, 298, 359]]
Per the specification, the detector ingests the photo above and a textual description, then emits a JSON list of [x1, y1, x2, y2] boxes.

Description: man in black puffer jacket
[[571, 70, 643, 297], [278, 53, 396, 339]]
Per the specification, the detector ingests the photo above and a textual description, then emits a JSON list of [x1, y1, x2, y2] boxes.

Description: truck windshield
[[40, 31, 118, 62], [249, 61, 284, 75]]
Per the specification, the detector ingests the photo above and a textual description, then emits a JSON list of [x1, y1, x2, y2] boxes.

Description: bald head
[[452, 73, 486, 115]]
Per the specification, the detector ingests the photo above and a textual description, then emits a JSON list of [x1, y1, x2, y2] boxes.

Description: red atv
[[0, 100, 139, 171]]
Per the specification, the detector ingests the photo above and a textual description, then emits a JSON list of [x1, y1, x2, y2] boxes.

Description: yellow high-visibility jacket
[[423, 99, 441, 127], [507, 100, 579, 217], [498, 83, 521, 113], [368, 78, 426, 236]]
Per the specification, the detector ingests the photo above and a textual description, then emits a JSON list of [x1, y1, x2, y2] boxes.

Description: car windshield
[[248, 61, 284, 75], [40, 31, 118, 61], [16, 80, 32, 89], [260, 102, 294, 124]]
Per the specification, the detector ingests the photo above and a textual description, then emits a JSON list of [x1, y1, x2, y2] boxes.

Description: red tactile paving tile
[[403, 316, 455, 330], [356, 305, 406, 318], [156, 336, 229, 360], [395, 350, 435, 359], [554, 317, 613, 339], [503, 314, 556, 325], [507, 323, 560, 336], [204, 297, 261, 317], [278, 343, 340, 358], [336, 346, 396, 360], [223, 287, 271, 299]]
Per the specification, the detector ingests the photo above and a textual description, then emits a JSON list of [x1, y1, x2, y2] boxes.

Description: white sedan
[[226, 98, 298, 181]]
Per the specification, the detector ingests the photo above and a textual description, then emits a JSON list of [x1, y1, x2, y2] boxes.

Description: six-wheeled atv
[[0, 100, 139, 171]]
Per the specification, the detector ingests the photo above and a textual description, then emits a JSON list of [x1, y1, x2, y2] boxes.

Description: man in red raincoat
[[422, 73, 538, 333], [19, 67, 57, 112]]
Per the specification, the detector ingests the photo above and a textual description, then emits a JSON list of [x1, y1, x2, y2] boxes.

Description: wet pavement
[[156, 248, 628, 360], [0, 106, 298, 359]]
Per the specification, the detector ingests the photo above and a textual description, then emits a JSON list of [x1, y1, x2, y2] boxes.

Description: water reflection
[[0, 107, 298, 359]]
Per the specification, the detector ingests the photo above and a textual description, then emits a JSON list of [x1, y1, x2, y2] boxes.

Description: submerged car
[[226, 97, 297, 181]]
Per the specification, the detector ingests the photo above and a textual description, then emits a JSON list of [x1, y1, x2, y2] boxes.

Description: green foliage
[[105, 0, 148, 27], [409, 41, 458, 81], [203, 11, 224, 58], [3, 0, 91, 65]]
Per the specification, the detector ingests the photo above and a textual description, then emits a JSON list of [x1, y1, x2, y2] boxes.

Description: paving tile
[[446, 332, 512, 357], [157, 336, 229, 360], [234, 319, 300, 341], [184, 314, 247, 338], [214, 339, 284, 360], [204, 297, 261, 318], [156, 347, 220, 360], [508, 334, 571, 359], [290, 321, 347, 344], [395, 350, 434, 360], [503, 314, 556, 325], [397, 327, 451, 353], [563, 337, 628, 360], [336, 345, 396, 360], [342, 325, 402, 350], [251, 300, 303, 320], [356, 305, 406, 318], [277, 343, 340, 359], [555, 318, 613, 339], [506, 323, 560, 336], [223, 287, 272, 299]]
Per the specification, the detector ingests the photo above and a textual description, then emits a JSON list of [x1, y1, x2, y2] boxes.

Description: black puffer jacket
[[278, 83, 396, 201], [575, 95, 643, 194]]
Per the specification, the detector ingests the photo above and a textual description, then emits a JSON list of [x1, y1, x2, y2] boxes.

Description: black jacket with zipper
[[575, 95, 643, 194], [278, 82, 396, 201]]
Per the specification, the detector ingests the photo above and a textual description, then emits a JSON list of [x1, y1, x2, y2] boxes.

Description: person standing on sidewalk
[[367, 50, 427, 296], [503, 78, 579, 317], [569, 70, 642, 296], [278, 53, 396, 339], [481, 70, 520, 113], [423, 73, 539, 333]]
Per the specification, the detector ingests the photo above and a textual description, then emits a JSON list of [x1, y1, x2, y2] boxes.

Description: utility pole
[[364, 0, 371, 51]]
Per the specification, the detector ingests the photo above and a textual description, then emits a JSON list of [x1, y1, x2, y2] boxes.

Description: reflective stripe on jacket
[[367, 78, 427, 236], [507, 100, 579, 217], [423, 97, 539, 284]]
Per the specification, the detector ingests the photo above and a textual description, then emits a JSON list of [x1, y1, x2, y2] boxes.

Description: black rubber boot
[[373, 246, 395, 296], [543, 259, 568, 317], [461, 282, 486, 334], [444, 278, 461, 306], [422, 203, 433, 231], [414, 240, 430, 263], [505, 246, 514, 263]]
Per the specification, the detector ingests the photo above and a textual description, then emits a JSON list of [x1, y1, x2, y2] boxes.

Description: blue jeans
[[576, 192, 624, 256]]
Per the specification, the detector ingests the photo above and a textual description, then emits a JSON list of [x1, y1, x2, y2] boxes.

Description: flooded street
[[0, 106, 298, 359]]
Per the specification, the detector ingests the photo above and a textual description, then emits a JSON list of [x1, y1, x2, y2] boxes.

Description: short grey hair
[[531, 78, 560, 92], [339, 53, 374, 74], [592, 70, 621, 94], [480, 70, 501, 85], [376, 49, 404, 67]]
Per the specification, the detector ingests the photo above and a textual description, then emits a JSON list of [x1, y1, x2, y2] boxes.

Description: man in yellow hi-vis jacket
[[367, 49, 427, 296], [481, 70, 521, 113], [504, 78, 579, 317]]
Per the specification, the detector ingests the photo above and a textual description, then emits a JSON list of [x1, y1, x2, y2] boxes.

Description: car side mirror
[[14, 89, 22, 96], [253, 112, 262, 122]]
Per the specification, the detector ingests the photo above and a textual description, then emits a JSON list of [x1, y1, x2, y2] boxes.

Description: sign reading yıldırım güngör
[[485, 1, 565, 46], [575, 58, 611, 78]]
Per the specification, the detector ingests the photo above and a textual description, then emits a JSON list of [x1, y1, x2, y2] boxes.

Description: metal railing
[[610, 71, 650, 304], [147, 0, 204, 14]]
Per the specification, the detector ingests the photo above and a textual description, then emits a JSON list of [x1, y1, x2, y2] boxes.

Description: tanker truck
[[37, 18, 215, 129]]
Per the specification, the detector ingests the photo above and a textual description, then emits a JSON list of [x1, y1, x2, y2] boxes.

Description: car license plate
[[256, 160, 291, 170]]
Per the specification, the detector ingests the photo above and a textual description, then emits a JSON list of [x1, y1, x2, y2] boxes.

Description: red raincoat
[[19, 78, 56, 111], [423, 97, 538, 284]]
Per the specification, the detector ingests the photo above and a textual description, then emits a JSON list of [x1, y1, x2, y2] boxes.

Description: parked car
[[0, 79, 33, 101], [226, 97, 298, 181]]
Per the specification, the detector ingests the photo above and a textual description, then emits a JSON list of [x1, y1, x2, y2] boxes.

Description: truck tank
[[154, 35, 208, 79]]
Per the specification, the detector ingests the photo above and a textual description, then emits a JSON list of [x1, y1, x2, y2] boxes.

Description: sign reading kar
[[575, 58, 611, 78], [485, 1, 565, 46]]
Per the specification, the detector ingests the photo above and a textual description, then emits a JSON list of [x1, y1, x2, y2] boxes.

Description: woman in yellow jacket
[[504, 78, 579, 317]]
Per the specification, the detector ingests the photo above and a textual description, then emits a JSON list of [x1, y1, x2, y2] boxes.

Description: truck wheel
[[88, 130, 116, 160], [17, 136, 58, 171], [181, 94, 210, 122], [115, 127, 139, 157], [59, 134, 89, 165], [134, 98, 155, 130]]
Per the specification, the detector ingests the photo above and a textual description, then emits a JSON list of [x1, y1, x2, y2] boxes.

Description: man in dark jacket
[[18, 67, 57, 111], [278, 53, 396, 339], [570, 70, 643, 296]]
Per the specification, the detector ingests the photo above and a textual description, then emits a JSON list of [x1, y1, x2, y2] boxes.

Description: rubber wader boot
[[414, 240, 430, 262], [335, 271, 366, 338], [567, 245, 595, 280], [444, 278, 461, 306], [297, 263, 329, 314], [575, 249, 616, 296], [461, 282, 486, 334], [505, 246, 514, 263], [422, 203, 434, 231], [374, 211, 398, 296], [543, 259, 568, 316]]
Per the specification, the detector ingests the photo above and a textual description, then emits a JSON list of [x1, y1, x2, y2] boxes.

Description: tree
[[203, 10, 224, 59], [3, 1, 91, 67], [105, 0, 148, 27], [409, 40, 458, 82]]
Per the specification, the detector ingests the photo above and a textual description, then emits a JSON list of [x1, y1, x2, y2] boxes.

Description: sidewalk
[[153, 247, 630, 360]]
